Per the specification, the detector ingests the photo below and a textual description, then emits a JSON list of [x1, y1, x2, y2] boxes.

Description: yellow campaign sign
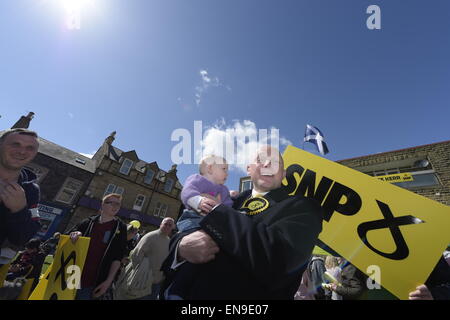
[[312, 246, 332, 256], [282, 145, 450, 300], [16, 278, 35, 300], [28, 256, 54, 300], [29, 235, 90, 300], [376, 173, 413, 183], [0, 263, 10, 287]]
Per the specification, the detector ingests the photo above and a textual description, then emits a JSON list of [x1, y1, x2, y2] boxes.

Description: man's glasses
[[104, 201, 121, 207]]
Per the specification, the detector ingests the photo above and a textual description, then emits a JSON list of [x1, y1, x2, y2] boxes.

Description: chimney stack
[[105, 131, 116, 145], [11, 112, 35, 129]]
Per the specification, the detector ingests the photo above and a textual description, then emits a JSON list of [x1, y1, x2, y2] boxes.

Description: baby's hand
[[201, 193, 222, 203], [230, 190, 239, 198], [199, 196, 220, 215]]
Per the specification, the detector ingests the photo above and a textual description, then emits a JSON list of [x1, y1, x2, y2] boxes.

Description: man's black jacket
[[161, 187, 323, 300], [0, 169, 41, 250], [67, 215, 127, 286]]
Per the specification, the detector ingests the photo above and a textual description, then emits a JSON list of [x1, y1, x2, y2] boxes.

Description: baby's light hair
[[199, 155, 227, 175]]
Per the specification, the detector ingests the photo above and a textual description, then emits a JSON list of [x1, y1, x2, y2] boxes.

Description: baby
[[177, 155, 233, 232]]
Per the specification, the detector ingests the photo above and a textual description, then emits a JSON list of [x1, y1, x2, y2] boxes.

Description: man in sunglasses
[[68, 193, 127, 300]]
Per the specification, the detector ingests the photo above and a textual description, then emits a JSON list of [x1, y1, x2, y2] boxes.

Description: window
[[373, 169, 400, 177], [104, 184, 125, 197], [144, 169, 155, 184], [153, 202, 168, 218], [75, 158, 86, 165], [119, 158, 134, 175], [240, 179, 253, 192], [104, 184, 116, 196], [164, 178, 174, 193], [368, 167, 440, 189], [394, 170, 440, 189], [133, 195, 146, 211], [116, 186, 125, 195], [55, 178, 84, 204]]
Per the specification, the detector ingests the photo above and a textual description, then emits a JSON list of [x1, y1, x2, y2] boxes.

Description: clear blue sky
[[1, 0, 449, 190]]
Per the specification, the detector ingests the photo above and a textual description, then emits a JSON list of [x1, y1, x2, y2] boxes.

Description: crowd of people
[[295, 255, 370, 300], [0, 128, 449, 300]]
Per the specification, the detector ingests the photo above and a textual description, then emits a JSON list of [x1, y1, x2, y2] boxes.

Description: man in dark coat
[[68, 193, 127, 300], [161, 145, 323, 299], [0, 129, 41, 265]]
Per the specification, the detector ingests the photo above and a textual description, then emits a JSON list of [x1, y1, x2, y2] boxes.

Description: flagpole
[[302, 124, 307, 150]]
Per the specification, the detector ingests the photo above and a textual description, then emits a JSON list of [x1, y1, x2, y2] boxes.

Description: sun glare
[[62, 0, 93, 11], [61, 0, 95, 30]]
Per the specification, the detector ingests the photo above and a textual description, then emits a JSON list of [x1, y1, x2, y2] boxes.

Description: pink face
[[209, 163, 229, 185], [247, 147, 285, 193], [0, 133, 39, 171], [101, 196, 121, 217], [160, 218, 175, 234]]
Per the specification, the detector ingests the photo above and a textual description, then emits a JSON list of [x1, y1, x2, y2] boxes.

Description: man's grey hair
[[0, 129, 38, 144]]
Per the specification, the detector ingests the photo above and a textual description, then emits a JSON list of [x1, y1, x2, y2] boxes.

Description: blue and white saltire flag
[[304, 124, 330, 155]]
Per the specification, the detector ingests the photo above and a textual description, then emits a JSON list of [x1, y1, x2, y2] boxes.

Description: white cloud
[[80, 152, 94, 158], [279, 136, 293, 146], [194, 69, 230, 106], [198, 119, 292, 174]]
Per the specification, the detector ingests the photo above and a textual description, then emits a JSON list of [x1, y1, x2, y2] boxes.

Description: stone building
[[2, 113, 183, 236], [27, 138, 96, 239], [337, 140, 450, 206], [68, 132, 183, 233], [0, 122, 95, 240]]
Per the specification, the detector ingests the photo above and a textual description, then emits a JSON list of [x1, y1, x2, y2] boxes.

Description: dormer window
[[119, 158, 134, 175], [144, 168, 155, 184], [164, 178, 174, 193]]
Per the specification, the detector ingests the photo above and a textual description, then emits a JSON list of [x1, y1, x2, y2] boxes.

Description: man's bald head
[[247, 145, 286, 193], [160, 217, 175, 235]]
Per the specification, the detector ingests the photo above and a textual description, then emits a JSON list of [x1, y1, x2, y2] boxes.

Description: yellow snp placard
[[282, 145, 450, 300], [376, 173, 413, 183], [0, 263, 9, 287], [29, 235, 90, 300]]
